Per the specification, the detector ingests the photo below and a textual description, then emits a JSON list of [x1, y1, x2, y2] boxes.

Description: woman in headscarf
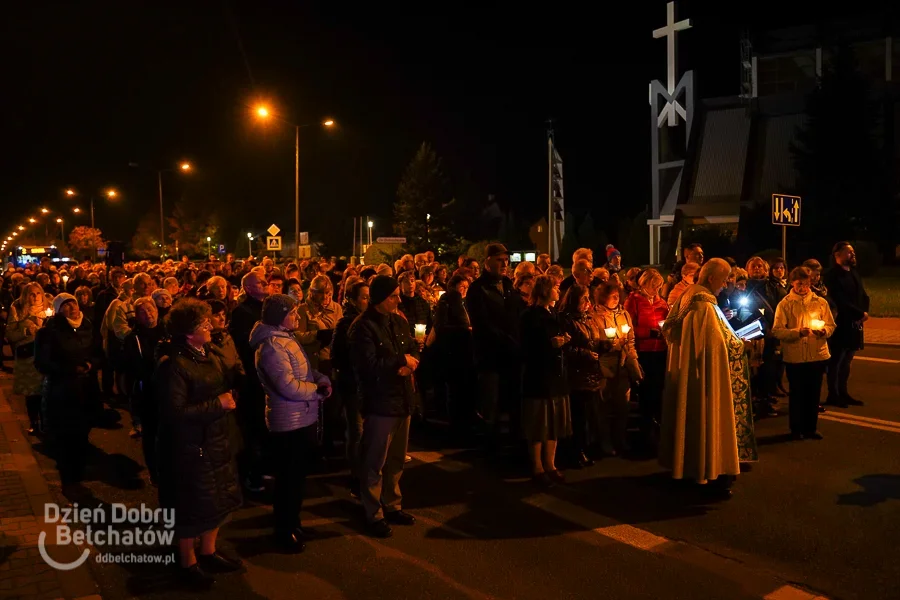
[[7, 283, 52, 434], [34, 293, 103, 489]]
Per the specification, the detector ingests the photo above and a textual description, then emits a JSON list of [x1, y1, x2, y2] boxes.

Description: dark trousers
[[237, 386, 268, 479], [826, 344, 856, 399], [569, 389, 602, 452], [25, 395, 41, 428], [140, 404, 159, 483], [360, 415, 410, 523], [637, 351, 666, 427], [271, 424, 318, 535], [785, 361, 826, 435], [54, 427, 91, 485], [477, 366, 521, 436]]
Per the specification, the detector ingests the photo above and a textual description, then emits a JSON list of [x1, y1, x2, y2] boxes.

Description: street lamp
[[253, 104, 335, 258], [56, 218, 65, 242], [367, 220, 373, 246], [65, 188, 119, 230], [207, 236, 212, 258], [28, 218, 36, 224], [41, 207, 49, 214], [247, 232, 253, 257], [129, 161, 192, 261]]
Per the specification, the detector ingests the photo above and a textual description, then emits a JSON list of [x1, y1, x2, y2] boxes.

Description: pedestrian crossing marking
[[819, 414, 900, 435]]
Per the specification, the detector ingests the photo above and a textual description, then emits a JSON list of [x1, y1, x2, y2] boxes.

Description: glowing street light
[[65, 189, 75, 196], [247, 232, 253, 257], [180, 162, 191, 171], [251, 102, 336, 257], [17, 226, 24, 231], [73, 207, 81, 214], [41, 208, 49, 214], [106, 189, 117, 198], [28, 218, 37, 223], [367, 220, 373, 246]]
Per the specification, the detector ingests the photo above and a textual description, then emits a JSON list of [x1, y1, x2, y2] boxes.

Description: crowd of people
[[0, 239, 870, 588]]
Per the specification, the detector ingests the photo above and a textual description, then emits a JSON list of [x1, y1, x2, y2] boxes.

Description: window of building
[[757, 51, 817, 96]]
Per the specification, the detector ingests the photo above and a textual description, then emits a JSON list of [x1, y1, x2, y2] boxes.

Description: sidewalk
[[866, 317, 900, 346], [0, 378, 101, 600]]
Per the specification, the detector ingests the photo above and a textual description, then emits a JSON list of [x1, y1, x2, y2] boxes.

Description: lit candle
[[414, 323, 427, 342], [44, 308, 53, 318], [620, 324, 631, 334], [62, 275, 69, 283], [658, 320, 666, 329], [604, 327, 617, 339], [810, 319, 825, 330], [437, 290, 445, 299]]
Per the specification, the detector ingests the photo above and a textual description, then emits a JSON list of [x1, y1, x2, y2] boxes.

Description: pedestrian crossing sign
[[267, 236, 282, 251]]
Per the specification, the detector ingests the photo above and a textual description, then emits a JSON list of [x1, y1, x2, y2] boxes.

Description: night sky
[[2, 0, 829, 256]]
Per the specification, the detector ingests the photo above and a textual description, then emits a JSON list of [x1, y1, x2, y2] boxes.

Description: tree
[[68, 226, 106, 258], [791, 46, 891, 254], [393, 142, 460, 255], [167, 198, 220, 258], [130, 212, 162, 259]]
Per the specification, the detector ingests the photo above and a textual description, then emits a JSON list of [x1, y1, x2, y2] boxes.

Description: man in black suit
[[822, 242, 869, 407]]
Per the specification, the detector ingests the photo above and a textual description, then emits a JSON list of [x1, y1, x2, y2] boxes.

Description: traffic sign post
[[218, 244, 226, 255], [375, 237, 406, 260], [772, 194, 801, 262], [267, 236, 282, 251]]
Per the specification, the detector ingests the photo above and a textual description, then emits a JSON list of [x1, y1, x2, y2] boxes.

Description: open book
[[735, 319, 764, 340]]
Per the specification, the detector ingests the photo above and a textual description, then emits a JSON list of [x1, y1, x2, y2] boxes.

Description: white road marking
[[855, 356, 900, 364], [820, 411, 900, 428], [764, 585, 829, 600], [407, 450, 471, 472], [819, 414, 900, 434]]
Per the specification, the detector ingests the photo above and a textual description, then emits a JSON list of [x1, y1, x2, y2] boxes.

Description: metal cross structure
[[647, 1, 695, 265], [652, 1, 692, 127]]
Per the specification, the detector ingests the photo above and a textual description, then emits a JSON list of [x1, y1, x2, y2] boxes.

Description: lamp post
[[129, 161, 191, 260], [247, 232, 253, 258], [207, 236, 212, 258], [66, 188, 117, 231], [253, 105, 334, 258], [56, 218, 64, 242], [367, 220, 373, 246]]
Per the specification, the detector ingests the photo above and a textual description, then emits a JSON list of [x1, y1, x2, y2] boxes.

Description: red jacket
[[624, 291, 668, 353]]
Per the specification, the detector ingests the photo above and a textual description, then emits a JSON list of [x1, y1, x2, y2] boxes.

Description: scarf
[[66, 314, 84, 329]]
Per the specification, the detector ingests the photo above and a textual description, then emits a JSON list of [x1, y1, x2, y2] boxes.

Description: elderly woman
[[152, 288, 173, 320], [251, 295, 331, 552], [74, 285, 94, 326], [593, 282, 641, 456], [154, 298, 243, 587], [624, 269, 669, 448], [34, 293, 103, 488], [7, 283, 52, 434], [559, 284, 604, 467], [520, 275, 572, 488], [296, 275, 343, 373]]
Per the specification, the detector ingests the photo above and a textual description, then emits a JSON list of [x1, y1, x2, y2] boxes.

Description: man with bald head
[[659, 258, 757, 497], [229, 270, 270, 492]]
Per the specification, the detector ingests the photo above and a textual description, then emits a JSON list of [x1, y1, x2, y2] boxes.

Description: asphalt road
[[9, 346, 900, 600]]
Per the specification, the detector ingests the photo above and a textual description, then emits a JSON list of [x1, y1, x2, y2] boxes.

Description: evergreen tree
[[791, 46, 890, 251], [393, 142, 459, 254]]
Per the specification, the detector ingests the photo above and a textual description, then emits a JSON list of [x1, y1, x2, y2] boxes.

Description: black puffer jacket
[[34, 314, 103, 433], [398, 294, 432, 337], [348, 308, 420, 417], [154, 342, 242, 537]]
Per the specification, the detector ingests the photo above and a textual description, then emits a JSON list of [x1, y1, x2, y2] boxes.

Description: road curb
[[0, 382, 102, 600]]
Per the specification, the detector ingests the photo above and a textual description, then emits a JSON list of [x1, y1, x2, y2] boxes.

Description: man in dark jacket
[[227, 271, 269, 491], [465, 243, 519, 445], [822, 242, 869, 407], [349, 276, 420, 539]]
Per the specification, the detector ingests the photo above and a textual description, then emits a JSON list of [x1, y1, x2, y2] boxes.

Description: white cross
[[653, 1, 691, 126]]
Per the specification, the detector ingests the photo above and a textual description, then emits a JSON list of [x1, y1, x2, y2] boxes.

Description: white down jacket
[[772, 290, 835, 364], [250, 322, 331, 432]]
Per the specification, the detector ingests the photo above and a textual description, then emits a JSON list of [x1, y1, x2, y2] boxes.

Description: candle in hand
[[604, 327, 617, 339], [44, 308, 53, 317], [810, 319, 825, 330], [414, 323, 427, 342], [658, 320, 666, 329], [620, 324, 631, 334]]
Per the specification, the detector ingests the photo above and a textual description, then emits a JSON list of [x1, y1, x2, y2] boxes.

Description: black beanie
[[262, 294, 297, 326], [369, 275, 399, 307]]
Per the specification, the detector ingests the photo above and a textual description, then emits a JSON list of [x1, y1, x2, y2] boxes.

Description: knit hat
[[151, 288, 172, 305], [369, 275, 399, 307], [262, 294, 297, 326], [606, 244, 621, 260], [53, 293, 77, 314]]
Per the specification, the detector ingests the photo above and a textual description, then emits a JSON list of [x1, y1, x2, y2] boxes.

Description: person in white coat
[[250, 294, 331, 554], [772, 267, 835, 440]]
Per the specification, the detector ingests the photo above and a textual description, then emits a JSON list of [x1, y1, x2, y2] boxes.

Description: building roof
[[751, 113, 807, 205], [687, 107, 751, 215]]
